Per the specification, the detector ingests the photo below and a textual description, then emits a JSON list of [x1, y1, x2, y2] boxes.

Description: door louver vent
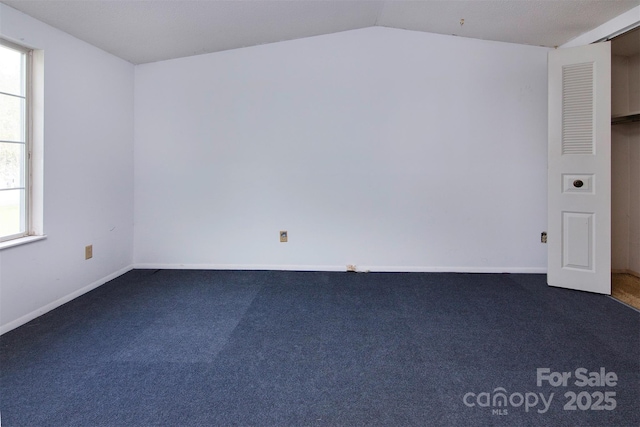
[[562, 63, 594, 155]]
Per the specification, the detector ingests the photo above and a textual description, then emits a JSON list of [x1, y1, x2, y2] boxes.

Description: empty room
[[1, 1, 639, 426]]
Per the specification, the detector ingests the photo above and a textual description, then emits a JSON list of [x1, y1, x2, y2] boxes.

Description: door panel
[[548, 42, 611, 294], [562, 212, 594, 271]]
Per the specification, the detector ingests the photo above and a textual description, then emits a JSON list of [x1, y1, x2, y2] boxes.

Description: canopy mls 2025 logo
[[462, 367, 618, 416]]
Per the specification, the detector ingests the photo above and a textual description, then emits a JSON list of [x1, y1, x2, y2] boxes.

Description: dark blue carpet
[[1, 270, 638, 426]]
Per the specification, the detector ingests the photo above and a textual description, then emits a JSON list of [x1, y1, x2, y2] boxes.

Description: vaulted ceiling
[[2, 0, 639, 64]]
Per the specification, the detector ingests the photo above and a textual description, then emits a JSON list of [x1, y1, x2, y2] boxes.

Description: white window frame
[[0, 38, 44, 249]]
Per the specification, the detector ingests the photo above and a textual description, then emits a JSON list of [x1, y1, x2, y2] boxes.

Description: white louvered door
[[548, 42, 611, 294]]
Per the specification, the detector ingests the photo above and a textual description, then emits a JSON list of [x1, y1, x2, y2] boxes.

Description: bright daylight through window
[[0, 40, 30, 242]]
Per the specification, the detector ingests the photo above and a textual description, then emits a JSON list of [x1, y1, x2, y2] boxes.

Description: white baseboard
[[133, 263, 346, 272], [0, 264, 133, 335], [133, 263, 547, 274], [358, 266, 547, 274]]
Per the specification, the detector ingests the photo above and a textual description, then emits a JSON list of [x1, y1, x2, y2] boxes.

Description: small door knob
[[573, 179, 584, 188]]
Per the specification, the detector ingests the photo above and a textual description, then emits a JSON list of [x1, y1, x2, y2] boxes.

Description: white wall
[[0, 4, 135, 333], [612, 54, 630, 271], [134, 27, 549, 272], [630, 123, 640, 274], [612, 125, 631, 270], [612, 52, 640, 275], [612, 123, 640, 274]]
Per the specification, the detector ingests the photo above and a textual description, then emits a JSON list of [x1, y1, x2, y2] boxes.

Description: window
[[0, 39, 31, 243]]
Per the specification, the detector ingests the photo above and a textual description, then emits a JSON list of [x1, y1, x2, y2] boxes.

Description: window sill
[[0, 235, 47, 251]]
